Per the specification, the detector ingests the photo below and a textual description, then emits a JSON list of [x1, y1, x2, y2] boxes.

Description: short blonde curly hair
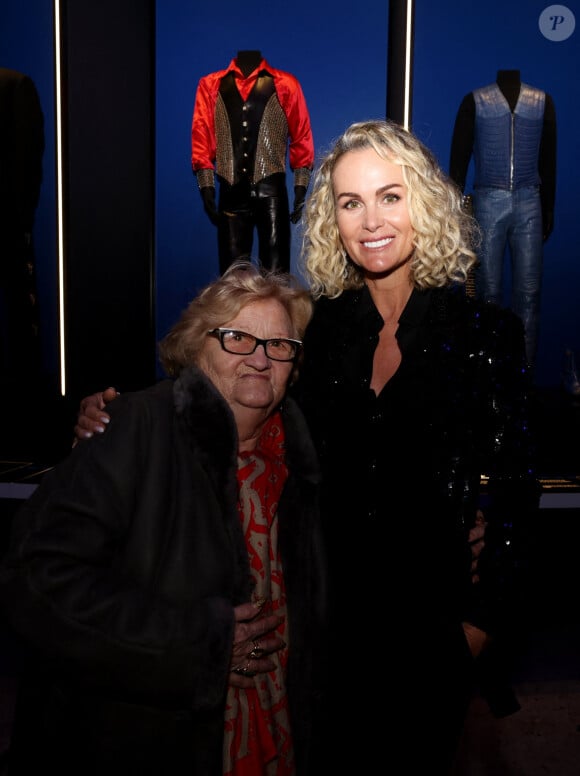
[[158, 261, 313, 378], [301, 119, 479, 299]]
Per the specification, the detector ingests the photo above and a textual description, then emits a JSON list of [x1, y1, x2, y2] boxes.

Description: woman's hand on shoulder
[[73, 386, 119, 443]]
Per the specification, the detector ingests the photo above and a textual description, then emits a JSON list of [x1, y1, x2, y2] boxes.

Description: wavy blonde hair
[[301, 119, 480, 299], [158, 261, 313, 379]]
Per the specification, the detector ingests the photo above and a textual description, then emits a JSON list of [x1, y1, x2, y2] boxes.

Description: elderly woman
[[0, 263, 326, 776]]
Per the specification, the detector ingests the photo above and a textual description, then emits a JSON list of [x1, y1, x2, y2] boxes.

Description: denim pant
[[473, 186, 543, 367]]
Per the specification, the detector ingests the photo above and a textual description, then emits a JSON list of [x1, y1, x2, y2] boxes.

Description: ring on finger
[[249, 640, 264, 659], [233, 659, 256, 677]]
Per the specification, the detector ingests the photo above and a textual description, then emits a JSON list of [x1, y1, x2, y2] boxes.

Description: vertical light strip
[[54, 0, 66, 395], [403, 0, 414, 130]]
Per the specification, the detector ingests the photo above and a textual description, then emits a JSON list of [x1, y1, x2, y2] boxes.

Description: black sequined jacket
[[292, 284, 540, 638]]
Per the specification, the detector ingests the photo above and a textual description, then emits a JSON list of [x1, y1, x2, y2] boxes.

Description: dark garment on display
[[292, 284, 540, 771], [0, 231, 41, 381], [215, 70, 290, 273], [191, 53, 314, 273], [449, 70, 557, 369], [217, 172, 290, 275], [0, 67, 44, 389]]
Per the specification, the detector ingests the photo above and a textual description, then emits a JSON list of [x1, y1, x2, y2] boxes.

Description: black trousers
[[310, 620, 476, 773], [217, 173, 290, 274], [0, 230, 41, 391]]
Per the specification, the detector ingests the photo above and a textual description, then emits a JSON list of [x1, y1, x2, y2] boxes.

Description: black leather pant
[[0, 230, 41, 387], [217, 173, 290, 274]]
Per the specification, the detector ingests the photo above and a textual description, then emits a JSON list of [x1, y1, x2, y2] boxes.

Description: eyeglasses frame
[[207, 328, 303, 362]]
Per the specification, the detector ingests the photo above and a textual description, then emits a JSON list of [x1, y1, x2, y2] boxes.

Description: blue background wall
[[2, 1, 579, 390]]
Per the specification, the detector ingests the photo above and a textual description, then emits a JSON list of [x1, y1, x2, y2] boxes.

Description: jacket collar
[[173, 365, 320, 485]]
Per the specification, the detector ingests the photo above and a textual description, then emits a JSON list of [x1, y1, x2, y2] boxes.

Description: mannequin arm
[[539, 93, 557, 242], [289, 185, 307, 224], [542, 210, 554, 242], [449, 94, 475, 192], [200, 186, 219, 226]]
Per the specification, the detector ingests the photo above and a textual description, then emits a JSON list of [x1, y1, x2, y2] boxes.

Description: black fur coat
[[0, 366, 326, 775]]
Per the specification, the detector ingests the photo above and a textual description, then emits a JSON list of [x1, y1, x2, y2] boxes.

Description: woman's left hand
[[229, 601, 286, 688], [469, 510, 487, 583], [462, 622, 490, 659]]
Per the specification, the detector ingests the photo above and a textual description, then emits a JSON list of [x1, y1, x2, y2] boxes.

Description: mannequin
[[235, 49, 262, 78], [191, 51, 314, 273], [496, 68, 521, 111], [449, 69, 557, 370], [0, 67, 44, 395]]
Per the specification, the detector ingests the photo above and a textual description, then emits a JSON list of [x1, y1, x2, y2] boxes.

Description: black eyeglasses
[[207, 328, 302, 362]]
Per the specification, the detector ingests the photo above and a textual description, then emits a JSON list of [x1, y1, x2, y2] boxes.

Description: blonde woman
[[295, 119, 539, 773]]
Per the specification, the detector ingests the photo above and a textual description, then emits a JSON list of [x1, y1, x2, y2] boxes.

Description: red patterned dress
[[223, 411, 294, 776]]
